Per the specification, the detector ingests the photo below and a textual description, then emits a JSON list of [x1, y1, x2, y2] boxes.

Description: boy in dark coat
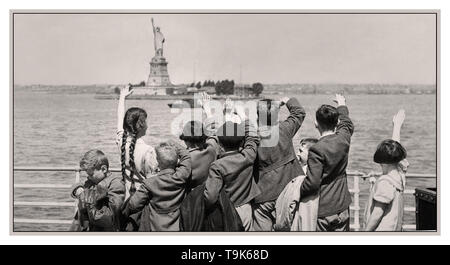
[[300, 94, 354, 231], [180, 93, 222, 191], [203, 104, 261, 231], [252, 97, 306, 231]]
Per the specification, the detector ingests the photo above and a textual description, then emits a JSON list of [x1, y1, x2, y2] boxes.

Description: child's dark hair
[[155, 142, 178, 170], [300, 138, 318, 149], [179, 120, 207, 144], [316, 104, 339, 131], [121, 107, 147, 182], [216, 121, 245, 149], [80, 149, 109, 171], [257, 99, 280, 126], [373, 139, 407, 164]]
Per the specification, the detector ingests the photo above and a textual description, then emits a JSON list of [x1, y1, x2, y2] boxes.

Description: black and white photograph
[[11, 11, 438, 233]]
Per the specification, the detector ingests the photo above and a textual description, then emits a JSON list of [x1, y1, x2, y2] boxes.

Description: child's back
[[124, 143, 191, 231], [204, 120, 261, 208], [364, 173, 404, 231], [187, 138, 219, 189], [300, 97, 354, 231], [364, 109, 408, 231], [304, 130, 353, 218]]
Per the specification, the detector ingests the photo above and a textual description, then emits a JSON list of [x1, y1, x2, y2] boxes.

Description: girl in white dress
[[116, 85, 158, 230]]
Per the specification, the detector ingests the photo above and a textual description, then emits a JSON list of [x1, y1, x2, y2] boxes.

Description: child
[[252, 97, 306, 231], [364, 109, 408, 231], [298, 138, 319, 174], [300, 94, 354, 231], [70, 149, 125, 232], [116, 85, 158, 230], [203, 104, 261, 231], [180, 93, 222, 191], [122, 141, 191, 231], [274, 137, 319, 232]]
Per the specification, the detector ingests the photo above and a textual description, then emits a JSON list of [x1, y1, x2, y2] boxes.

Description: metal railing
[[13, 166, 436, 231]]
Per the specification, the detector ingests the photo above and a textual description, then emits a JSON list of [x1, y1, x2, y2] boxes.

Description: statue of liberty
[[151, 18, 165, 57]]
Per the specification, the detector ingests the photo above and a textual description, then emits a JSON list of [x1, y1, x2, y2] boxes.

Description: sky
[[13, 13, 437, 85]]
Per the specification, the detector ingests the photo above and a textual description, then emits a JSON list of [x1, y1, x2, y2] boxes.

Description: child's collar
[[380, 173, 404, 191], [319, 131, 335, 139], [187, 147, 201, 153]]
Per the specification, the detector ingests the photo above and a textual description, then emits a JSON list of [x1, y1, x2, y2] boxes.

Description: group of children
[[69, 85, 409, 232]]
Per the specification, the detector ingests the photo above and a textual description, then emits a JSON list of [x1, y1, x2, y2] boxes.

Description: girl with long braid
[[116, 85, 158, 230]]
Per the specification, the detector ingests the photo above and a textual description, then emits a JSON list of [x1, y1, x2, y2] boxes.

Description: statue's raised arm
[[151, 18, 155, 34]]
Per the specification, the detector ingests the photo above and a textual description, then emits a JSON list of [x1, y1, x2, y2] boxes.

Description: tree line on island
[[114, 80, 264, 96], [189, 80, 264, 96]]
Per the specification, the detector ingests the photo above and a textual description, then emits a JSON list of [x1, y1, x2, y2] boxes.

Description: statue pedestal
[[147, 55, 172, 87]]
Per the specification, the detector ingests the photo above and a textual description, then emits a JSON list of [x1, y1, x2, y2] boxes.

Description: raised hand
[[279, 97, 290, 106], [224, 97, 234, 114], [233, 102, 247, 120], [197, 92, 211, 109], [333, 94, 346, 106], [120, 84, 134, 99], [392, 109, 406, 142], [392, 109, 406, 127]]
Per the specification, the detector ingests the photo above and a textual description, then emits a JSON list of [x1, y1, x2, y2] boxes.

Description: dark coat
[[69, 173, 125, 232], [204, 121, 261, 207], [300, 105, 354, 217], [253, 97, 306, 203], [186, 137, 221, 191], [179, 183, 244, 232], [122, 149, 191, 231]]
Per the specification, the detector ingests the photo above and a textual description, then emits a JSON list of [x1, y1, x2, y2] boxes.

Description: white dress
[[116, 130, 158, 200]]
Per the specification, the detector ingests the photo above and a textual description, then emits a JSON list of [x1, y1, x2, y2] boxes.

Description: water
[[13, 91, 437, 231]]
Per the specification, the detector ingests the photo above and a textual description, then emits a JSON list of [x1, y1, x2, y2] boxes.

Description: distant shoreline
[[14, 83, 436, 95]]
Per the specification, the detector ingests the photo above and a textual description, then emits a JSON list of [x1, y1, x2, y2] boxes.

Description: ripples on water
[[13, 91, 437, 231]]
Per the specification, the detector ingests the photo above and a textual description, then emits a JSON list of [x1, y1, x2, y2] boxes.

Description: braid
[[122, 107, 147, 193], [128, 133, 137, 180], [120, 132, 128, 182]]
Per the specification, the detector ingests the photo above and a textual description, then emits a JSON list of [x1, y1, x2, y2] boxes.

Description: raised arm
[[279, 97, 306, 138], [233, 104, 259, 161], [117, 85, 133, 133], [151, 18, 156, 34], [204, 163, 223, 208], [223, 98, 241, 123], [173, 147, 192, 185], [198, 92, 223, 155], [199, 92, 213, 119], [334, 94, 354, 140], [242, 121, 260, 162], [122, 183, 151, 217], [198, 92, 217, 135], [392, 109, 405, 142]]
